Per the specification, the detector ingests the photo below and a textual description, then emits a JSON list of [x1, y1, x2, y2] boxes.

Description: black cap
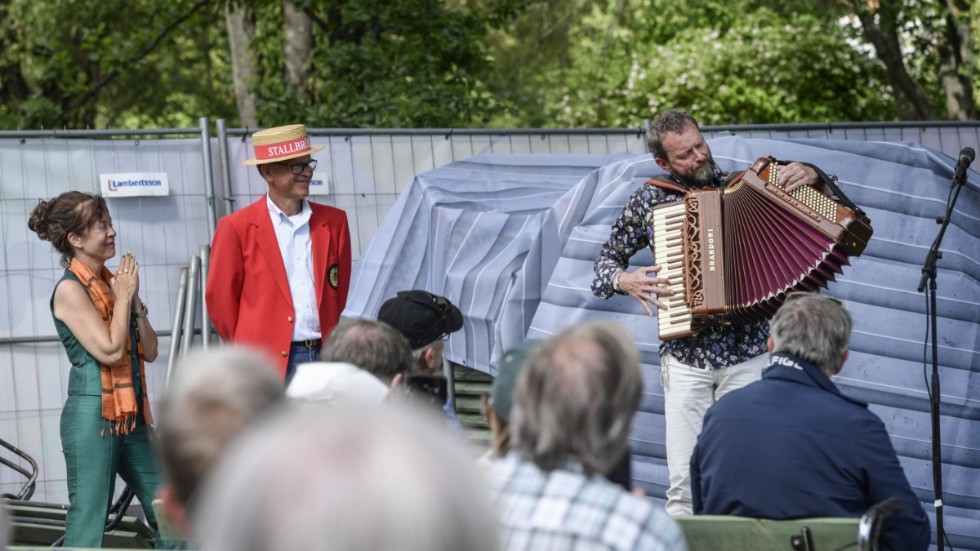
[[377, 290, 463, 349]]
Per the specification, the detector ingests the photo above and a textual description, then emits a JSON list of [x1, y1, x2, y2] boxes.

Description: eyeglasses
[[274, 160, 318, 175]]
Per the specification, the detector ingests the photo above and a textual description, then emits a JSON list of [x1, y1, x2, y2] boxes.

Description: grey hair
[[510, 321, 642, 476], [193, 403, 499, 551], [646, 109, 700, 162], [321, 318, 413, 384], [155, 346, 285, 507], [769, 293, 852, 376]]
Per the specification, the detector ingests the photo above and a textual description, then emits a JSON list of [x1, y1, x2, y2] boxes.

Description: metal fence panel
[[0, 131, 211, 502], [1, 121, 978, 511]]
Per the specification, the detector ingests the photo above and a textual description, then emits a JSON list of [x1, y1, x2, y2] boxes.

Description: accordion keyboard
[[651, 201, 695, 340]]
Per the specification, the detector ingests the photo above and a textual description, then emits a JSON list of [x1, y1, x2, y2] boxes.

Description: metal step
[[449, 362, 493, 450], [7, 501, 154, 548]]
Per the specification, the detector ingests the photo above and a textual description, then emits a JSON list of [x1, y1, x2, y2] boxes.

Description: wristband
[[133, 301, 149, 319]]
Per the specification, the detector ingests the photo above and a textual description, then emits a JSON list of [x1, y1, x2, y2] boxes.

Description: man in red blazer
[[206, 124, 352, 382]]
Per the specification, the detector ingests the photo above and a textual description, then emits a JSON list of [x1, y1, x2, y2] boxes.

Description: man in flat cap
[[207, 124, 351, 383], [378, 290, 465, 433]]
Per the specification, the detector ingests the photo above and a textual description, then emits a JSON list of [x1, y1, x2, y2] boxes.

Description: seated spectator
[[286, 361, 389, 404], [192, 403, 498, 551], [154, 346, 285, 537], [378, 290, 463, 378], [378, 290, 465, 432], [487, 321, 687, 551], [691, 292, 930, 551], [481, 340, 539, 461], [319, 318, 413, 388]]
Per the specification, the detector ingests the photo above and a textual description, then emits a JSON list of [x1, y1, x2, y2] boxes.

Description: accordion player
[[649, 156, 873, 341]]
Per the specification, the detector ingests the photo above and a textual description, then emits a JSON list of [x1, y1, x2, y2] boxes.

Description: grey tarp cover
[[344, 135, 980, 549]]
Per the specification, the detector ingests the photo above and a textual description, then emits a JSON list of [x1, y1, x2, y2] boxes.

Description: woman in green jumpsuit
[[29, 191, 169, 547]]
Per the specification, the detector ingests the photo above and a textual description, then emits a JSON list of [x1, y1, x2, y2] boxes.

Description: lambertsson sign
[[99, 172, 170, 197]]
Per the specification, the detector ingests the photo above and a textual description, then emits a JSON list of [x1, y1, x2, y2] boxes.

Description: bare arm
[[131, 265, 158, 367], [53, 257, 138, 365], [127, 253, 158, 362], [133, 297, 158, 362]]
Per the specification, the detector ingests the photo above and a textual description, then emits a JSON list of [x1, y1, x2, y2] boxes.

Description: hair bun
[[27, 199, 52, 240]]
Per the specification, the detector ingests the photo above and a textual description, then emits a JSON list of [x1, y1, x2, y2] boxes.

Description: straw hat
[[243, 124, 325, 166]]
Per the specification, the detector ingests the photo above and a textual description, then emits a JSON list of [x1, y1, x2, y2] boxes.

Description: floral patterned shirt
[[591, 168, 768, 369]]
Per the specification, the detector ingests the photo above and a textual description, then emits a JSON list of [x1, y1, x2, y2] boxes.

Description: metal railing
[[165, 245, 212, 385]]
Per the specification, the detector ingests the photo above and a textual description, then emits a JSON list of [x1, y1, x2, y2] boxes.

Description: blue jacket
[[691, 352, 930, 551]]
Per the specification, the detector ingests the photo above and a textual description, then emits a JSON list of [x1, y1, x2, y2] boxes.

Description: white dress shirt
[[267, 196, 320, 341]]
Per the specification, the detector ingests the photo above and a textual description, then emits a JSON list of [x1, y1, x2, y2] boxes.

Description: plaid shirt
[[487, 454, 688, 551], [591, 169, 768, 369]]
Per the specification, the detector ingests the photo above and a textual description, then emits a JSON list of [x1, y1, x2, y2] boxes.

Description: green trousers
[[61, 394, 173, 548]]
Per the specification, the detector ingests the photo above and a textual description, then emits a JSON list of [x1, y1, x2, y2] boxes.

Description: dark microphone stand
[[917, 148, 974, 550]]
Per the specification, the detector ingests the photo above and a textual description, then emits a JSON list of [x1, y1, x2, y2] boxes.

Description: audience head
[[769, 292, 852, 377], [286, 362, 389, 404], [484, 340, 539, 457], [378, 290, 463, 374], [511, 321, 642, 476], [155, 346, 285, 531], [27, 191, 110, 267], [193, 403, 498, 551], [646, 109, 700, 162], [320, 318, 413, 385]]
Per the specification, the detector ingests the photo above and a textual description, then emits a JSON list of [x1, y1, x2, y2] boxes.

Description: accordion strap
[[644, 176, 690, 194]]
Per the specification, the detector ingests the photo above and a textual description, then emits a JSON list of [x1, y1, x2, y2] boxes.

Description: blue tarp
[[344, 136, 980, 549]]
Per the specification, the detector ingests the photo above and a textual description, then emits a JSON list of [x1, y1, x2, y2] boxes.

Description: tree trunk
[[283, 1, 313, 102], [938, 0, 976, 120], [854, 1, 937, 120], [225, 2, 259, 127]]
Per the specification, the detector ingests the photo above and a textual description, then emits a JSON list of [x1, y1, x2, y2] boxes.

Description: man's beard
[[678, 158, 716, 188]]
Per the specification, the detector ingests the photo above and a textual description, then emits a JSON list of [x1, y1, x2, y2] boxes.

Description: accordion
[[650, 156, 873, 341]]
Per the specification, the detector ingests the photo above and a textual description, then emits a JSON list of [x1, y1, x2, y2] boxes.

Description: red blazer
[[206, 196, 351, 378]]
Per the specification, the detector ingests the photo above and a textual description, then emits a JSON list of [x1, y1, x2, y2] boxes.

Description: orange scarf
[[68, 258, 152, 434]]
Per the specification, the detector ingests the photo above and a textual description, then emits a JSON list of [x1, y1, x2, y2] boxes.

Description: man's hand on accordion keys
[[617, 265, 676, 316], [778, 162, 818, 192]]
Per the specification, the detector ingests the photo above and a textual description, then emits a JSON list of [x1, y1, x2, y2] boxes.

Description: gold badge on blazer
[[328, 264, 339, 289]]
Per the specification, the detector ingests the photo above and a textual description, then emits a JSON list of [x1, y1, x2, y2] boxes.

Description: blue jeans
[[285, 342, 321, 384]]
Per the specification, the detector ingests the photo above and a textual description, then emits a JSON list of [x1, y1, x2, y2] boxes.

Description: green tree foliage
[[0, 0, 974, 129], [0, 0, 237, 129], [483, 0, 977, 126], [250, 0, 498, 127], [555, 9, 895, 126], [0, 0, 501, 129]]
